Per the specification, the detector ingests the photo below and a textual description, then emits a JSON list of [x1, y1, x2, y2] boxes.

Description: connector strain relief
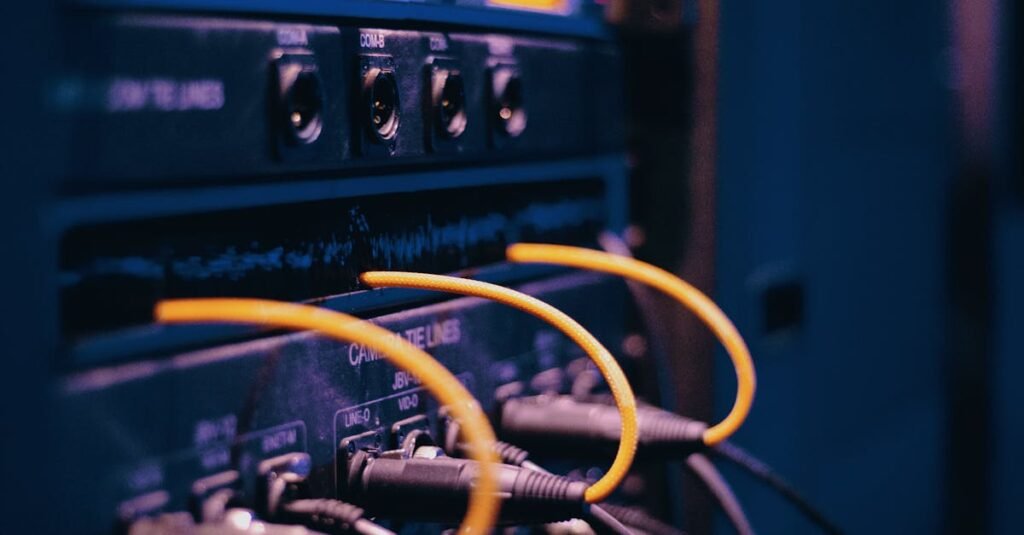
[[281, 499, 366, 533], [493, 440, 530, 466], [641, 413, 708, 446], [512, 469, 588, 504]]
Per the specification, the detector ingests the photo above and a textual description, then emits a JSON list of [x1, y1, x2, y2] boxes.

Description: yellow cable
[[154, 298, 500, 535], [359, 272, 638, 504], [505, 243, 756, 447]]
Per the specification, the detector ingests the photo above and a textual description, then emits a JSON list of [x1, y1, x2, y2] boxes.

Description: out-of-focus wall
[[715, 1, 954, 533]]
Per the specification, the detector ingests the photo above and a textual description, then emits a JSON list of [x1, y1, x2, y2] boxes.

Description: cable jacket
[[713, 442, 843, 535], [596, 504, 686, 535], [506, 243, 755, 446], [154, 299, 500, 535], [597, 232, 679, 411], [280, 499, 396, 535], [359, 271, 638, 504], [587, 504, 637, 535], [487, 440, 633, 535], [685, 454, 754, 535]]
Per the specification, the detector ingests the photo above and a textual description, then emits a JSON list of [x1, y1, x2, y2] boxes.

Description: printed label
[[348, 319, 461, 367], [106, 77, 225, 112], [360, 32, 386, 49]]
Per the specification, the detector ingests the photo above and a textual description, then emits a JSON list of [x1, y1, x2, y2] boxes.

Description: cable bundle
[[154, 240, 841, 535]]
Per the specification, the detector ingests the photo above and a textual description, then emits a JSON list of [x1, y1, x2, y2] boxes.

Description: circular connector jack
[[432, 68, 467, 139], [278, 63, 324, 145], [492, 68, 526, 138], [364, 68, 400, 142]]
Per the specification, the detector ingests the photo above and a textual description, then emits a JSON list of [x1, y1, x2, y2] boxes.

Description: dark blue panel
[[991, 209, 1024, 534], [716, 1, 953, 533]]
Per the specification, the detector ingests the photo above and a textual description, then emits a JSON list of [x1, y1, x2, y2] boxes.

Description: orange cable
[[155, 298, 500, 535], [505, 243, 755, 446], [359, 271, 638, 504]]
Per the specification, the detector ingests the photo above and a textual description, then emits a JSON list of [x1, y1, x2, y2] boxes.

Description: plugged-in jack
[[497, 395, 707, 460], [260, 452, 395, 535], [343, 445, 589, 525]]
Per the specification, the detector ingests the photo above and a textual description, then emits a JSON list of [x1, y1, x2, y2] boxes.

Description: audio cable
[[277, 500, 394, 535], [596, 231, 678, 410], [505, 243, 756, 447], [154, 298, 501, 535], [359, 271, 639, 504], [711, 442, 842, 535], [443, 429, 633, 535], [259, 451, 395, 535], [503, 394, 839, 535], [684, 454, 753, 535], [595, 504, 686, 535], [462, 420, 750, 535], [561, 388, 753, 535], [343, 445, 607, 528], [596, 233, 840, 535]]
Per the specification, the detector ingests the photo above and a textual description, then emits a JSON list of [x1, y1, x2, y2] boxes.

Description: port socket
[[336, 428, 384, 497], [391, 414, 432, 450], [490, 66, 527, 138], [273, 55, 324, 145], [363, 67, 400, 142], [190, 470, 239, 523], [430, 65, 467, 139], [258, 452, 312, 517]]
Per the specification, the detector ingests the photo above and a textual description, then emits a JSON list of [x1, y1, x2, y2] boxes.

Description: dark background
[[623, 0, 1021, 533], [694, 0, 1018, 532]]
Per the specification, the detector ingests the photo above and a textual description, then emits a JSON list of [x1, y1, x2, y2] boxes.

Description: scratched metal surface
[[60, 180, 607, 337]]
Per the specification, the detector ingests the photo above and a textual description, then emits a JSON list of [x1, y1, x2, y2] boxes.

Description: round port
[[492, 69, 526, 138], [433, 69, 467, 139], [364, 68, 401, 142], [280, 65, 324, 145]]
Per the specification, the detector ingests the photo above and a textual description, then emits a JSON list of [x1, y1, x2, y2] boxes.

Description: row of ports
[[120, 360, 593, 532], [276, 54, 525, 150]]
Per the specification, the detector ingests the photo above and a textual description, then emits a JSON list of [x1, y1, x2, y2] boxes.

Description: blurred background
[[621, 0, 1022, 532]]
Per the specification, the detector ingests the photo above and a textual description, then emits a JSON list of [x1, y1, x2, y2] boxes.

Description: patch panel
[[30, 2, 646, 533], [58, 14, 623, 186], [54, 272, 627, 533]]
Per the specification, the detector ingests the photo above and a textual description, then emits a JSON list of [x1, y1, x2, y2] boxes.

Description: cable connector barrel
[[499, 395, 707, 459], [345, 448, 588, 525]]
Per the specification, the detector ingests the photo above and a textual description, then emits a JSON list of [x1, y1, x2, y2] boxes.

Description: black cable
[[713, 442, 843, 535], [597, 231, 679, 410], [491, 403, 750, 534], [600, 232, 837, 534], [598, 232, 688, 531], [500, 397, 839, 535], [595, 504, 687, 535], [280, 499, 395, 535], [464, 439, 634, 535], [685, 453, 754, 535], [344, 448, 590, 525], [587, 502, 639, 535], [259, 453, 395, 535]]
